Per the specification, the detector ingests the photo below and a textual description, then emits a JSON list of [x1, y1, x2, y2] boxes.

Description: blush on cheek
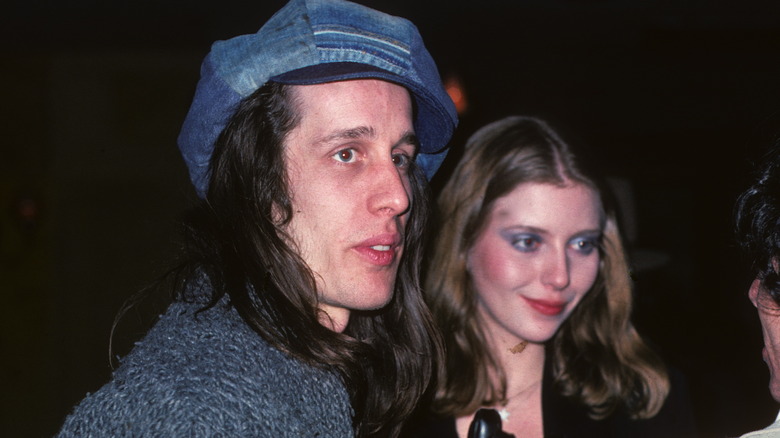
[[469, 243, 528, 288]]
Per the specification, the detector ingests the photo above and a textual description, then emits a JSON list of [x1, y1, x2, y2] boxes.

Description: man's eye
[[392, 153, 411, 168], [334, 149, 357, 163]]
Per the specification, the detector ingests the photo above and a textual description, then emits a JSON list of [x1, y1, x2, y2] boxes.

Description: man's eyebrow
[[397, 131, 420, 150], [316, 126, 375, 145], [314, 127, 418, 150]]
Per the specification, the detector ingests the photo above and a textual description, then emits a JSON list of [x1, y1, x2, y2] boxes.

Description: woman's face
[[467, 182, 602, 347]]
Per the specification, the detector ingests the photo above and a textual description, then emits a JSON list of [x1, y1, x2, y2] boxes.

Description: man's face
[[749, 274, 780, 402], [283, 79, 416, 332]]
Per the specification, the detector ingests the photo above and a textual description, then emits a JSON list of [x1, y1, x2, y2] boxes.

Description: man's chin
[[766, 366, 780, 401], [365, 296, 395, 311], [356, 290, 396, 313], [770, 378, 780, 402]]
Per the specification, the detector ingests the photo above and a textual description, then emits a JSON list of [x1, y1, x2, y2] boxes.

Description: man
[[736, 144, 780, 437], [56, 0, 457, 437]]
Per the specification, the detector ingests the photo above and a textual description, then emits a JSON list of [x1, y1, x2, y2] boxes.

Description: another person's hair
[[736, 143, 780, 306], [425, 116, 669, 421], [178, 82, 441, 438]]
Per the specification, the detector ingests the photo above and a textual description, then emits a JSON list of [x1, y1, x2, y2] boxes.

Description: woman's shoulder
[[542, 365, 697, 438], [56, 298, 353, 437]]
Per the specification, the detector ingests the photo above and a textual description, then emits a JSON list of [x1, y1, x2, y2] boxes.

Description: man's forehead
[[288, 80, 414, 135]]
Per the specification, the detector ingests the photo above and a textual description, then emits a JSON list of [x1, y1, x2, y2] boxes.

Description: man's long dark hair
[[177, 82, 441, 438]]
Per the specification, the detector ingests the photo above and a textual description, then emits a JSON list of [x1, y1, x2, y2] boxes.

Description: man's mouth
[[354, 234, 402, 266]]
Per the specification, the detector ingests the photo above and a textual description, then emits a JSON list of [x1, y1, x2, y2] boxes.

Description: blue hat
[[178, 0, 458, 198]]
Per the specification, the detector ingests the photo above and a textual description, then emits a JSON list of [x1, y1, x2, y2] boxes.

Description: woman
[[409, 116, 696, 437]]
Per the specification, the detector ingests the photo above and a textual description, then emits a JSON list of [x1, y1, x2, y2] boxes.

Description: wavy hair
[[735, 143, 780, 305], [178, 82, 442, 438], [425, 116, 669, 420]]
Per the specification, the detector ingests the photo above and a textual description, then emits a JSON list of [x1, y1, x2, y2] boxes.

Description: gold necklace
[[508, 340, 528, 354], [501, 340, 533, 421], [498, 377, 542, 422]]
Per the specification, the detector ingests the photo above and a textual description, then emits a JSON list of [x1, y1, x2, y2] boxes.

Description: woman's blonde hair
[[425, 116, 669, 420]]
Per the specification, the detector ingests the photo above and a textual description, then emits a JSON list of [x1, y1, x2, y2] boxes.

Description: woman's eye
[[333, 149, 357, 163], [571, 238, 598, 255], [511, 235, 541, 252]]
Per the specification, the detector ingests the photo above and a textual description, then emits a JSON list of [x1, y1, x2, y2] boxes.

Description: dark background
[[3, 0, 780, 436]]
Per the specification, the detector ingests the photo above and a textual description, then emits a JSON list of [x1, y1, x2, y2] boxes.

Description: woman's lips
[[523, 297, 567, 316]]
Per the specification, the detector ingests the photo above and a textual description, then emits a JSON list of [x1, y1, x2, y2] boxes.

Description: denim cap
[[178, 0, 458, 198]]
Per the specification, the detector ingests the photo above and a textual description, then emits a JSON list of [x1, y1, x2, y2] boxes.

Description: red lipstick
[[523, 297, 566, 316]]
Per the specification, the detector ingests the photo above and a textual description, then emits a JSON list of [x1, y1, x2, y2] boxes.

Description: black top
[[403, 361, 697, 438]]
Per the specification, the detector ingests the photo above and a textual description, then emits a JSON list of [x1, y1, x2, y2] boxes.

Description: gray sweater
[[56, 288, 354, 437]]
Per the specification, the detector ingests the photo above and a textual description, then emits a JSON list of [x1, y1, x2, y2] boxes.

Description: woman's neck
[[455, 337, 546, 438], [484, 328, 546, 400], [498, 339, 545, 397]]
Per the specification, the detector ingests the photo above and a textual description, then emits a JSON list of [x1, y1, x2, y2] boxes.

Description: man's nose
[[367, 158, 411, 217], [749, 277, 762, 308]]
